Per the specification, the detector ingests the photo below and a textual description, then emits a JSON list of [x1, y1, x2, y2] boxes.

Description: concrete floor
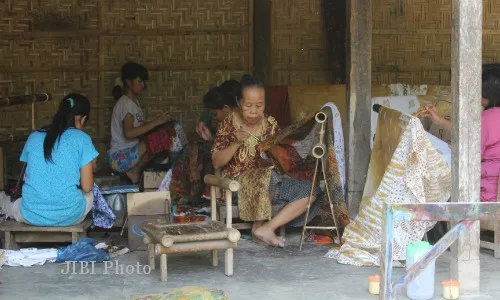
[[1, 232, 500, 300]]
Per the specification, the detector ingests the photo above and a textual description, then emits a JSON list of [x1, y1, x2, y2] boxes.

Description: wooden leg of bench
[[5, 231, 19, 250], [71, 232, 78, 243], [225, 248, 233, 276], [160, 254, 168, 282], [212, 250, 219, 267], [494, 220, 500, 258], [148, 244, 156, 270]]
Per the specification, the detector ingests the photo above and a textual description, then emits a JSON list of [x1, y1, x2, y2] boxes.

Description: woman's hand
[[420, 104, 452, 132], [154, 112, 172, 126], [421, 104, 446, 125], [235, 129, 250, 144], [196, 122, 213, 141]]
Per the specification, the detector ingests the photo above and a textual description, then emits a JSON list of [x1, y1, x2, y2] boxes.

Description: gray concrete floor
[[1, 232, 500, 300]]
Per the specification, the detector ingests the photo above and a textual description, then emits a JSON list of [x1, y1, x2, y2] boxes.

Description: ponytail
[[42, 93, 90, 162], [112, 85, 124, 101]]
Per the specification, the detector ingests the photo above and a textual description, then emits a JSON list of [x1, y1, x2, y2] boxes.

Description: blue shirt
[[20, 129, 99, 226]]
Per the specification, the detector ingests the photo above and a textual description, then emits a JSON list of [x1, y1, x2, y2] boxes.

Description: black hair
[[42, 93, 90, 162], [202, 86, 226, 110], [219, 79, 240, 108], [482, 65, 500, 110], [238, 74, 264, 101], [112, 62, 149, 101]]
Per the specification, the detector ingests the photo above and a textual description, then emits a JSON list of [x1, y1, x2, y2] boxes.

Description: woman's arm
[[422, 104, 452, 132], [122, 112, 170, 140], [80, 162, 94, 193], [212, 142, 241, 169], [212, 129, 250, 169]]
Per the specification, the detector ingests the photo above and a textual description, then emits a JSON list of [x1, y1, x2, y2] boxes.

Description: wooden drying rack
[[0, 93, 52, 189]]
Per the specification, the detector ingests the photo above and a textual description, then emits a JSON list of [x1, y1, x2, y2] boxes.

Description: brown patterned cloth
[[212, 113, 279, 179], [237, 167, 274, 221], [212, 113, 279, 221]]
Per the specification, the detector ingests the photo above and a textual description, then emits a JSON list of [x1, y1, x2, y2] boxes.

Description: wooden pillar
[[346, 0, 372, 217], [450, 0, 482, 293]]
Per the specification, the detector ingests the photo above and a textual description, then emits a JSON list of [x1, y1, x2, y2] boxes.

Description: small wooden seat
[[142, 175, 240, 281], [0, 219, 92, 250]]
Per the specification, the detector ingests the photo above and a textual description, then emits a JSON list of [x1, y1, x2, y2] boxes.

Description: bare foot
[[251, 221, 264, 235], [125, 170, 141, 184], [253, 225, 285, 248]]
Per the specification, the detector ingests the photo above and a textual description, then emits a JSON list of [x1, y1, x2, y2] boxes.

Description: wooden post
[[248, 0, 254, 74], [160, 254, 168, 282], [380, 202, 394, 299], [211, 186, 219, 266], [450, 0, 482, 293], [148, 243, 156, 270], [0, 146, 4, 190], [346, 0, 372, 217]]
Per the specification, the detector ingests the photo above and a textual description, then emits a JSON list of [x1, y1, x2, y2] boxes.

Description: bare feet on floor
[[125, 170, 141, 184], [253, 224, 285, 248]]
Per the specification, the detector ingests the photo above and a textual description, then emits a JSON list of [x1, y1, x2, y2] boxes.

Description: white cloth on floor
[[1, 248, 57, 267]]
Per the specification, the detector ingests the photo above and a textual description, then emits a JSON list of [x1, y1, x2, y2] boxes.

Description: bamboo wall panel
[[0, 0, 251, 180], [262, 0, 331, 85], [372, 0, 500, 84]]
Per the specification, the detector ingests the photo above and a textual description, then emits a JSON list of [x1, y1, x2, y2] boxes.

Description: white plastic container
[[406, 241, 436, 300]]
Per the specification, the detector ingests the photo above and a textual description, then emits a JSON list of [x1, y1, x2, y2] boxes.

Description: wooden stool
[[142, 175, 240, 282], [0, 219, 92, 250]]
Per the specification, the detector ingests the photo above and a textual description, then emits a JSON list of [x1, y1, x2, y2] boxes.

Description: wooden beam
[[450, 0, 482, 293], [0, 28, 248, 39], [2, 65, 247, 74], [346, 0, 372, 217]]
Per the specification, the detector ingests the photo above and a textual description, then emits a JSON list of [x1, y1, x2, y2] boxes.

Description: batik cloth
[[327, 107, 451, 266], [162, 133, 215, 205], [92, 184, 116, 229], [259, 104, 349, 231], [212, 113, 279, 179]]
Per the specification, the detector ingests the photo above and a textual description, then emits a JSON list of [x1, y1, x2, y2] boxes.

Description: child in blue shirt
[[0, 93, 99, 226]]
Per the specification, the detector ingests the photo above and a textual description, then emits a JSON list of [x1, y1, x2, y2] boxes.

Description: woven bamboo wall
[[254, 0, 332, 85], [0, 0, 251, 179], [256, 0, 500, 86], [373, 0, 500, 84]]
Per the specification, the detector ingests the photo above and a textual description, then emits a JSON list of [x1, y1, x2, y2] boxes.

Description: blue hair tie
[[67, 98, 74, 108]]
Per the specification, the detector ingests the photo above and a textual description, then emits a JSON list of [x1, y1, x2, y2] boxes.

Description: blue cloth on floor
[[92, 184, 116, 228], [56, 237, 110, 263]]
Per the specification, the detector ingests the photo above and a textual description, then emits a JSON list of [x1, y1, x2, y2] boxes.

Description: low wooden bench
[[0, 219, 92, 250]]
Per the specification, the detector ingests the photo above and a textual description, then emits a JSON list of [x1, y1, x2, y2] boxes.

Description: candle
[[368, 274, 380, 295], [442, 280, 460, 299]]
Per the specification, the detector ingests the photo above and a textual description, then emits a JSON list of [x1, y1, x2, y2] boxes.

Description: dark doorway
[[323, 0, 347, 84]]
